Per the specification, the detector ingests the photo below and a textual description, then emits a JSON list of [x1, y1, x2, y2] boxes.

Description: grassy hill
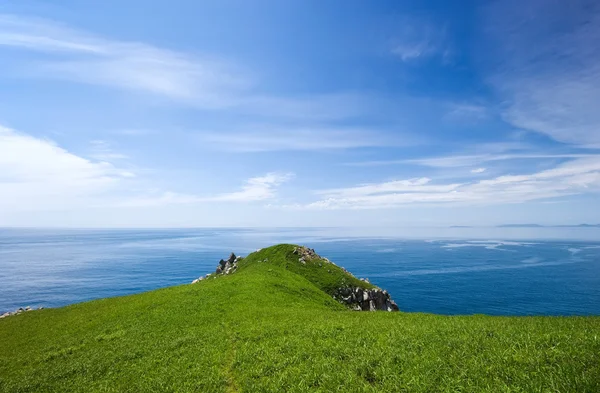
[[1, 244, 599, 392]]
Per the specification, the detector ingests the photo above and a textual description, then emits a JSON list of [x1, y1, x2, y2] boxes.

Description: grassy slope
[[0, 244, 598, 393]]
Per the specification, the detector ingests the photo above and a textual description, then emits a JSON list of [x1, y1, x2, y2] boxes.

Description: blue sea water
[[1, 228, 599, 316]]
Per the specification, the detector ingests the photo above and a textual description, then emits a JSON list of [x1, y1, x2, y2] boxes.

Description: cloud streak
[[0, 14, 248, 107], [289, 157, 600, 209], [0, 14, 371, 122], [197, 127, 418, 152], [390, 17, 450, 62], [345, 153, 599, 168]]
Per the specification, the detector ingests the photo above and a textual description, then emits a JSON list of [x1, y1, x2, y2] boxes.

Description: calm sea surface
[[1, 228, 599, 316]]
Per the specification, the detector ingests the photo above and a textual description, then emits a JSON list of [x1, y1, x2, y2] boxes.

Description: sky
[[1, 0, 599, 228]]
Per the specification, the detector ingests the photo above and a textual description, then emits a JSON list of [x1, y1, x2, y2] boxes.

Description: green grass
[[1, 244, 599, 392]]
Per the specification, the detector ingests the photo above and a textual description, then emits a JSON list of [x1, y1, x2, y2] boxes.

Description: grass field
[[1, 244, 599, 392]]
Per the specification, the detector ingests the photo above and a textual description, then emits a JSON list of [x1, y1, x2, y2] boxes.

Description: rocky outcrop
[[1, 306, 43, 319], [191, 253, 243, 284], [334, 287, 399, 312], [216, 252, 241, 275]]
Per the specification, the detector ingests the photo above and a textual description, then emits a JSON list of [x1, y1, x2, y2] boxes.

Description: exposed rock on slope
[[1, 306, 43, 319], [191, 253, 242, 284], [334, 287, 399, 312], [216, 252, 241, 275]]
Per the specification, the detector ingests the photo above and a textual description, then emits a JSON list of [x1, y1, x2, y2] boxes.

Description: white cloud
[[471, 168, 487, 174], [316, 178, 461, 198], [482, 0, 600, 148], [213, 172, 294, 202], [0, 125, 132, 211], [289, 157, 600, 209], [116, 172, 294, 207], [197, 127, 417, 152], [0, 125, 294, 212]]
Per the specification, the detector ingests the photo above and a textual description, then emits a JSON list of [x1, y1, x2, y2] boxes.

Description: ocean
[[1, 228, 599, 316]]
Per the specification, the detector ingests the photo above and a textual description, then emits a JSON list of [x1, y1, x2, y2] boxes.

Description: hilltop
[[1, 244, 599, 392]]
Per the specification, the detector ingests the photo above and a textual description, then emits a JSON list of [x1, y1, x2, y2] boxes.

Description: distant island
[[1, 244, 598, 392], [447, 224, 600, 228], [497, 224, 545, 228], [497, 224, 600, 228]]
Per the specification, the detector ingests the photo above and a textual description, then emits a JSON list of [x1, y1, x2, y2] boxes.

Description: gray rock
[[335, 284, 399, 312], [369, 300, 376, 311], [192, 276, 205, 284], [213, 252, 243, 276]]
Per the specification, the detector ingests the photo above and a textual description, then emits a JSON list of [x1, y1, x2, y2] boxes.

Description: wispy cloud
[[316, 178, 461, 198], [345, 153, 598, 168], [197, 127, 418, 152], [483, 0, 600, 148], [392, 42, 439, 62], [444, 103, 489, 123], [390, 18, 450, 62], [116, 172, 294, 207], [213, 172, 294, 202], [0, 14, 371, 121], [471, 168, 487, 174], [288, 157, 600, 209], [0, 14, 248, 107], [88, 140, 129, 161]]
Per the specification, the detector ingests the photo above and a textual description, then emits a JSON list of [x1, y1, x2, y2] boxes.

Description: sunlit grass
[[1, 244, 599, 392]]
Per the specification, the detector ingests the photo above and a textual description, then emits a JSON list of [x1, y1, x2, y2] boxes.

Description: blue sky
[[1, 0, 599, 228]]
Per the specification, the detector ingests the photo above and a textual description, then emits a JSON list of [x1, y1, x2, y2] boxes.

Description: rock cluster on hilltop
[[1, 306, 43, 319], [292, 246, 319, 264], [190, 246, 400, 312], [191, 253, 242, 283], [334, 287, 399, 312]]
